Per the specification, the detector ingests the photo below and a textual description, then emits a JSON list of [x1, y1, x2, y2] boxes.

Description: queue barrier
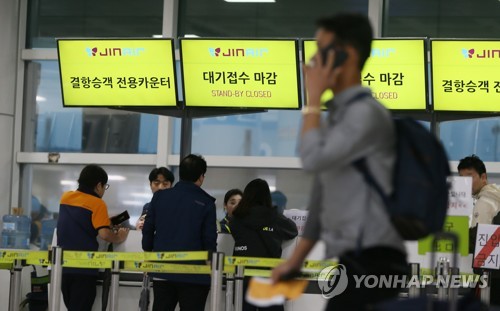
[[0, 249, 494, 311]]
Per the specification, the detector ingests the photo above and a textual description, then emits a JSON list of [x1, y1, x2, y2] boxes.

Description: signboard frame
[[431, 38, 500, 113], [179, 37, 302, 110], [300, 37, 429, 112], [56, 37, 179, 108]]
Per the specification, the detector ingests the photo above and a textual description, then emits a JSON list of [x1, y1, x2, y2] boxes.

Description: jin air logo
[[462, 48, 475, 58], [208, 47, 269, 57], [85, 47, 145, 57], [317, 264, 348, 299], [461, 48, 500, 59]]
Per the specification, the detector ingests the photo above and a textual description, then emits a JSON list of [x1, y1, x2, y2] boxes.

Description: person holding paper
[[458, 155, 500, 227], [458, 154, 500, 306], [271, 13, 407, 310], [56, 164, 129, 311], [135, 166, 175, 230]]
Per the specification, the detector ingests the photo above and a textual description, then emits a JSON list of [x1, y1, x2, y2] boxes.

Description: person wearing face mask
[[219, 188, 243, 234], [135, 167, 175, 230]]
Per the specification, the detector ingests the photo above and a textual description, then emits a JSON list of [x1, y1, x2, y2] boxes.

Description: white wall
[[0, 0, 19, 216]]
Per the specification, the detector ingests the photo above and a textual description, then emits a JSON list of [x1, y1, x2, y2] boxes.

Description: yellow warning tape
[[123, 261, 211, 274], [225, 256, 283, 268], [0, 250, 334, 277], [142, 251, 208, 261], [303, 259, 337, 270], [224, 256, 336, 270], [0, 250, 49, 263], [63, 259, 112, 269], [63, 251, 208, 262]]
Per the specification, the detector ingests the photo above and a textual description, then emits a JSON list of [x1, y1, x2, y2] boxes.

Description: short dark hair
[[457, 154, 487, 176], [316, 13, 373, 70], [224, 189, 243, 205], [78, 164, 108, 189], [148, 167, 175, 184], [179, 154, 207, 182], [233, 179, 272, 218]]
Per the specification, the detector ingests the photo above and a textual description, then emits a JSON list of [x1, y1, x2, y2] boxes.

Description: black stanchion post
[[49, 246, 62, 311], [210, 252, 224, 311], [234, 266, 245, 311], [8, 259, 23, 311]]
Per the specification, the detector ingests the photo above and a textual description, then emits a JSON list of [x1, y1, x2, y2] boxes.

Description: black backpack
[[354, 117, 451, 240]]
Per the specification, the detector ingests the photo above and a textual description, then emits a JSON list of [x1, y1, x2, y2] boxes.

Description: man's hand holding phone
[[304, 44, 346, 106]]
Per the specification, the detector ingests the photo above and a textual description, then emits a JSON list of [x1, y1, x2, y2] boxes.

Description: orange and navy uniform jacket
[[57, 187, 111, 275]]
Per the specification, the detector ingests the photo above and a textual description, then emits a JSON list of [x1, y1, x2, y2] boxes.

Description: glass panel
[[172, 110, 302, 156], [440, 118, 500, 161], [26, 164, 311, 245], [178, 0, 368, 37], [27, 0, 163, 48], [28, 164, 156, 245], [384, 0, 500, 38], [24, 61, 158, 153]]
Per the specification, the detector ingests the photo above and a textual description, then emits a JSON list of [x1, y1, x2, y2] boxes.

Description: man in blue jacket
[[142, 154, 217, 311]]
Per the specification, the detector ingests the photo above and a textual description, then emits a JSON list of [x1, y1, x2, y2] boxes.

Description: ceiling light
[[36, 96, 46, 102], [122, 200, 144, 206], [225, 0, 275, 2], [108, 175, 126, 181], [60, 180, 77, 186], [130, 192, 152, 199]]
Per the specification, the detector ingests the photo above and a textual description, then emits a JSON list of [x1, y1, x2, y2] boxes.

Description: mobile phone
[[110, 210, 130, 226], [320, 43, 348, 69]]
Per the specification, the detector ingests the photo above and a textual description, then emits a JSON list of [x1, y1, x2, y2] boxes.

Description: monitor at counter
[[302, 38, 428, 110], [57, 38, 178, 107], [179, 38, 302, 109], [431, 39, 500, 112]]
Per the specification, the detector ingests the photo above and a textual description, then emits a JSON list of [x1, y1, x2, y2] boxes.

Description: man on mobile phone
[[271, 13, 407, 310]]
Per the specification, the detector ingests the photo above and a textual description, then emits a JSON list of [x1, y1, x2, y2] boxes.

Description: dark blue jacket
[[142, 181, 217, 285]]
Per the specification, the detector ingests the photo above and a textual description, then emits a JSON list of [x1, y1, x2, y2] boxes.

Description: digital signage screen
[[431, 39, 500, 112], [57, 38, 178, 107], [302, 38, 428, 110], [179, 38, 301, 109]]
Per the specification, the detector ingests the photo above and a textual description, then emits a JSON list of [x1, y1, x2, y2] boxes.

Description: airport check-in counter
[[0, 229, 481, 311]]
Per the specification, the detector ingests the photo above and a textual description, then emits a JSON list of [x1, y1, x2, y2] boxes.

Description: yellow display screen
[[432, 40, 500, 112], [57, 39, 178, 107], [180, 39, 301, 109], [302, 39, 428, 110]]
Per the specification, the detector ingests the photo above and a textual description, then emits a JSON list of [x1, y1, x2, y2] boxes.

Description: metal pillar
[[8, 259, 23, 311], [109, 260, 121, 311], [435, 257, 450, 301], [225, 273, 234, 311], [480, 270, 491, 306], [210, 252, 224, 311], [234, 266, 245, 311], [408, 263, 420, 298], [49, 246, 63, 311]]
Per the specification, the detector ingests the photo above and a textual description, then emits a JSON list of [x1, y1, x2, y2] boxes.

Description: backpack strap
[[352, 158, 390, 208]]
